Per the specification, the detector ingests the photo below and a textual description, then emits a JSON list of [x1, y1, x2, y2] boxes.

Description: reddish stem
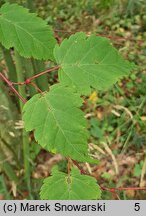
[[54, 29, 145, 43], [72, 159, 146, 193], [13, 66, 60, 85], [0, 72, 27, 104], [72, 159, 86, 175], [101, 186, 146, 192], [30, 82, 43, 94]]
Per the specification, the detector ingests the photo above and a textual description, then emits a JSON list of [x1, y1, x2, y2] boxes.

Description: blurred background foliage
[[0, 0, 146, 200]]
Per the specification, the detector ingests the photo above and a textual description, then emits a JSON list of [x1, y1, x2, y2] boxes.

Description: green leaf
[[23, 84, 97, 163], [40, 167, 101, 200], [54, 32, 135, 95], [133, 161, 143, 177], [0, 3, 56, 60]]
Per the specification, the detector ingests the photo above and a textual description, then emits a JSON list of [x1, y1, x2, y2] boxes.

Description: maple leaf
[[54, 32, 135, 95], [23, 84, 97, 163]]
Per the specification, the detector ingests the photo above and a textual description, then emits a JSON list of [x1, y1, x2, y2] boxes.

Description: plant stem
[[0, 174, 12, 199], [1, 137, 19, 166], [24, 59, 36, 96], [101, 186, 146, 192], [1, 45, 17, 86], [14, 52, 27, 110], [12, 66, 60, 85], [72, 159, 85, 175], [31, 59, 48, 91], [14, 50, 32, 199], [72, 160, 146, 193], [0, 72, 26, 104], [54, 29, 145, 43], [0, 151, 19, 183], [25, 65, 60, 80], [30, 82, 43, 94]]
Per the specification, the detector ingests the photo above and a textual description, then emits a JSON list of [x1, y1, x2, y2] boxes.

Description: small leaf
[[54, 32, 135, 95], [40, 168, 101, 200], [0, 3, 56, 60], [23, 84, 97, 163]]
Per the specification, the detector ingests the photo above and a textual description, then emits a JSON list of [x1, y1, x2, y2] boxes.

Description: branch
[[101, 186, 146, 193], [72, 159, 86, 175], [0, 66, 60, 103], [30, 82, 43, 94], [13, 66, 60, 85], [72, 159, 146, 193], [0, 72, 27, 104], [54, 29, 145, 44]]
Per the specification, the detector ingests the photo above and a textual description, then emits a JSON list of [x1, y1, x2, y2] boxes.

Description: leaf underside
[[54, 32, 135, 95], [0, 3, 56, 60], [40, 168, 101, 200], [22, 84, 97, 163]]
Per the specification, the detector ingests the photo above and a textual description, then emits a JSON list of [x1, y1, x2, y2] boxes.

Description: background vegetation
[[0, 0, 146, 199]]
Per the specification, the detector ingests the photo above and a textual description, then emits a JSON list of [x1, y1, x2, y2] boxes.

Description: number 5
[[134, 203, 140, 211]]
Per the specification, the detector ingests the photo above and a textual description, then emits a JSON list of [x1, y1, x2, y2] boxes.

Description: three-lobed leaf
[[0, 3, 56, 60], [22, 84, 97, 163], [54, 32, 135, 95], [40, 167, 101, 200]]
